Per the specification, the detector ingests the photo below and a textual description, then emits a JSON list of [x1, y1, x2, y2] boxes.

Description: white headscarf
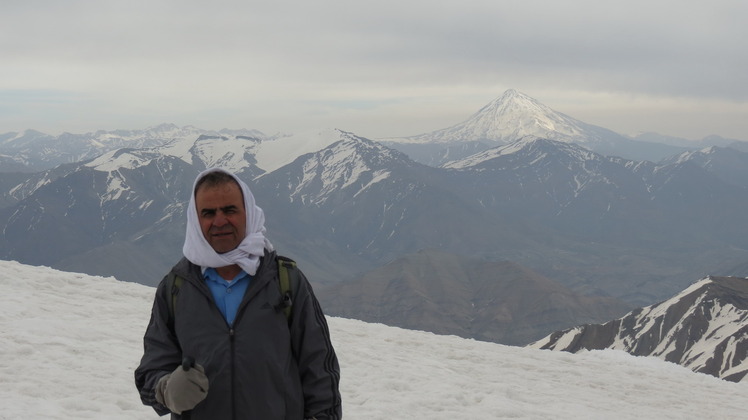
[[182, 167, 274, 275]]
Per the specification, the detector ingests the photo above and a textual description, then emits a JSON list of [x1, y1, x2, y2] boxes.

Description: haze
[[1, 0, 747, 141]]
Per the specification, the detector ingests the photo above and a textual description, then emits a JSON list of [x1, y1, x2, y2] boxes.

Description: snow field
[[1, 260, 746, 419]]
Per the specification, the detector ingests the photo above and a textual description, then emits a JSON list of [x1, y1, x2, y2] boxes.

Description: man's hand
[[155, 362, 210, 414]]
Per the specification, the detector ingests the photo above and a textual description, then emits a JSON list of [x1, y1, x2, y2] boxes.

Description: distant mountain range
[[632, 132, 748, 150], [530, 275, 748, 382], [387, 89, 636, 150], [0, 124, 217, 172], [378, 89, 746, 166], [2, 89, 748, 346], [0, 124, 348, 175], [3, 130, 747, 301]]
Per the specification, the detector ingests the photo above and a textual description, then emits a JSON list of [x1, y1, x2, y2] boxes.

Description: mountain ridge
[[3, 90, 741, 173], [530, 275, 748, 382], [380, 89, 689, 163], [3, 134, 748, 308]]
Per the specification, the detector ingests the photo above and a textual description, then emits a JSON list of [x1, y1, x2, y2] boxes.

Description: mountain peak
[[469, 89, 544, 122], [258, 132, 407, 207], [469, 89, 583, 138], [488, 88, 540, 109], [394, 89, 594, 145]]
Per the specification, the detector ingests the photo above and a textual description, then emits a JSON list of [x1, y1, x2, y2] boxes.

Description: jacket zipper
[[229, 327, 236, 420], [224, 261, 271, 420]]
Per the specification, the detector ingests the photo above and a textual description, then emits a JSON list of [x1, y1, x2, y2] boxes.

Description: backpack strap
[[166, 272, 182, 332], [277, 256, 300, 324]]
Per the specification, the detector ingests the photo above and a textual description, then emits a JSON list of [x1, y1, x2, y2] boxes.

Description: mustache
[[209, 227, 235, 234]]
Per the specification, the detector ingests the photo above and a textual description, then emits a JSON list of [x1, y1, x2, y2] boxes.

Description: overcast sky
[[2, 0, 747, 141]]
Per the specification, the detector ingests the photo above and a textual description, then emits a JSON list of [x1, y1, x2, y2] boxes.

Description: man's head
[[194, 171, 247, 254]]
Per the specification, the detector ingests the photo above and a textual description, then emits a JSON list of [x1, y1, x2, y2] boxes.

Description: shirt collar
[[203, 267, 250, 286]]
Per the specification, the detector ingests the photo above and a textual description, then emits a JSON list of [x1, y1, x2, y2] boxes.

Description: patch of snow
[[255, 128, 346, 173]]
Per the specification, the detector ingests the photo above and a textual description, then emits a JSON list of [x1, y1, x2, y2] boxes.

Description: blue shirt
[[203, 267, 251, 326]]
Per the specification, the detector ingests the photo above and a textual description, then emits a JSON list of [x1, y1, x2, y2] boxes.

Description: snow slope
[[83, 128, 349, 176], [1, 260, 746, 419], [253, 128, 355, 174]]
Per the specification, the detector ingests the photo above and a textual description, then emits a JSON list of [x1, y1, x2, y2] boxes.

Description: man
[[135, 168, 342, 419]]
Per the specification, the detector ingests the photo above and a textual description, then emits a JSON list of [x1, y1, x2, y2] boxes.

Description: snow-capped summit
[[380, 89, 666, 162], [260, 131, 413, 206], [387, 89, 605, 146], [444, 89, 586, 142]]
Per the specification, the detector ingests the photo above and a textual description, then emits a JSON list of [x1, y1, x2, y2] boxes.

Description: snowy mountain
[[442, 137, 655, 227], [392, 89, 601, 145], [2, 259, 747, 419], [252, 134, 585, 286], [252, 133, 519, 280], [258, 130, 412, 206], [0, 124, 215, 171], [1, 131, 631, 347], [658, 145, 748, 187], [0, 154, 196, 284], [441, 136, 657, 245], [0, 129, 366, 285], [1, 128, 356, 214], [80, 127, 359, 178], [0, 124, 352, 175], [3, 132, 748, 307], [530, 276, 748, 382], [440, 137, 748, 303], [381, 89, 686, 163]]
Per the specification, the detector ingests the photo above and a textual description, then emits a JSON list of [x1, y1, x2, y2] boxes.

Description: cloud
[[1, 0, 747, 139]]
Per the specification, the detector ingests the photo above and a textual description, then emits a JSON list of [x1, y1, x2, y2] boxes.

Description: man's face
[[195, 181, 247, 253]]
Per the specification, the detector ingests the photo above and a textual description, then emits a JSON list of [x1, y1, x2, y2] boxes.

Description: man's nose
[[213, 211, 229, 226]]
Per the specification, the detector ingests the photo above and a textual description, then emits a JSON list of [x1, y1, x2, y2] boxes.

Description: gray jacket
[[134, 251, 342, 419]]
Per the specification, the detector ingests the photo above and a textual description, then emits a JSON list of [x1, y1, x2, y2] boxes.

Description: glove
[[155, 363, 210, 414]]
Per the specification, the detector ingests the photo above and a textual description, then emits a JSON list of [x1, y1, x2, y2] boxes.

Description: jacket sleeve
[[134, 276, 182, 416], [289, 270, 343, 420]]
